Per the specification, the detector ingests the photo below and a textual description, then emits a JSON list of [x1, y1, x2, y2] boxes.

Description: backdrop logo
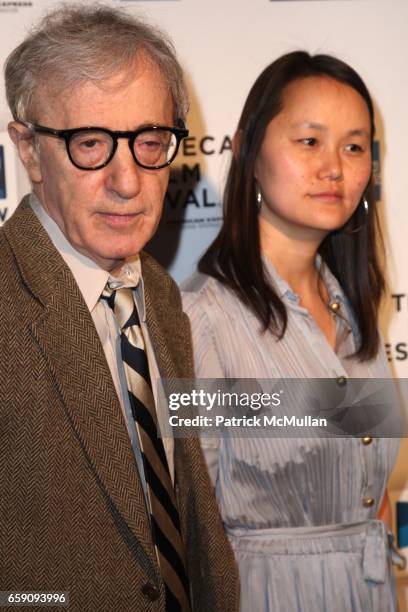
[[163, 133, 231, 228], [0, 146, 6, 200], [372, 140, 381, 200], [145, 132, 230, 279], [0, 1, 33, 11], [384, 292, 408, 362], [115, 1, 179, 3]]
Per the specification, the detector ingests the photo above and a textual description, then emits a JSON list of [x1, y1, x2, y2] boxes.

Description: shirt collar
[[315, 255, 344, 307], [262, 257, 293, 301], [30, 193, 145, 318], [263, 254, 344, 308]]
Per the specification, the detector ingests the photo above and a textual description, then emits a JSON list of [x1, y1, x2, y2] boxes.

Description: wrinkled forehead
[[31, 53, 173, 125]]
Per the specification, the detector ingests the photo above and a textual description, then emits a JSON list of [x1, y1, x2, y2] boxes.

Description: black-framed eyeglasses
[[20, 121, 189, 171]]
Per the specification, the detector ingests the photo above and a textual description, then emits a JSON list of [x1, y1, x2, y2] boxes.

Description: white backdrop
[[1, 0, 408, 601], [1, 0, 408, 374]]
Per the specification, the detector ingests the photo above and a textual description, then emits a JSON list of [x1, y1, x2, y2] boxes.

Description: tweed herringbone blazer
[[0, 197, 239, 612]]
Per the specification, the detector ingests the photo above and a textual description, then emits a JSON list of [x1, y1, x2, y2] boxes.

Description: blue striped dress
[[181, 258, 399, 612]]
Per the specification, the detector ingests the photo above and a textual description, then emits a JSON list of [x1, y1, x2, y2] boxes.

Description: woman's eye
[[299, 137, 317, 146], [345, 143, 363, 153]]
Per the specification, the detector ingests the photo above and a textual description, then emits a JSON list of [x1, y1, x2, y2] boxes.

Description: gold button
[[362, 436, 372, 445], [363, 497, 375, 508], [336, 375, 347, 387], [330, 301, 340, 312]]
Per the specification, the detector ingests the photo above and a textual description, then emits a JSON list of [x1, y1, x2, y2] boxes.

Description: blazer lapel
[[141, 253, 194, 382], [4, 199, 159, 579], [140, 253, 196, 505]]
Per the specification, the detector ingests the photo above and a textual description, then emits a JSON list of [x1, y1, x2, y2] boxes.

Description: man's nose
[[105, 139, 141, 199], [317, 147, 343, 181]]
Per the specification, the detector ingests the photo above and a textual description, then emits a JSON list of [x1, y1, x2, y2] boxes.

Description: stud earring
[[256, 186, 262, 207]]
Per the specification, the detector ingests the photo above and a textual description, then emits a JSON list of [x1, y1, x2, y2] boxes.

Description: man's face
[[24, 57, 174, 273]]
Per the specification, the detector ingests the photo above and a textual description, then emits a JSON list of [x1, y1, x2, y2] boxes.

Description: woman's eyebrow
[[291, 122, 370, 138]]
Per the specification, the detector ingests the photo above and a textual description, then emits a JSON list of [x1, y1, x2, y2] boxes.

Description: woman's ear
[[8, 121, 43, 184]]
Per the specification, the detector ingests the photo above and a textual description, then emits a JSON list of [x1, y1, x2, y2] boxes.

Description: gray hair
[[4, 2, 189, 123]]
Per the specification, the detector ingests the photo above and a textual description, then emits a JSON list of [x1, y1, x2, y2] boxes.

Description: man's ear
[[8, 121, 43, 184]]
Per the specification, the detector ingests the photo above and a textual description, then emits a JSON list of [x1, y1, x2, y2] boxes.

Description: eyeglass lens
[[68, 129, 178, 169]]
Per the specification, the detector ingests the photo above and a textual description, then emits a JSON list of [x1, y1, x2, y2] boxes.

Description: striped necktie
[[102, 282, 191, 611]]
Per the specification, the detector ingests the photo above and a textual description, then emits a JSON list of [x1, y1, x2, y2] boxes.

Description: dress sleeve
[[182, 289, 226, 378], [182, 289, 224, 486]]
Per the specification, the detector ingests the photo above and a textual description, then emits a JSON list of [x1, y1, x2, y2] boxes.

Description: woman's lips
[[309, 192, 343, 200]]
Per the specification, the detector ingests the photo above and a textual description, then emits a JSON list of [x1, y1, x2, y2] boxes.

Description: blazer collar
[[4, 196, 68, 306]]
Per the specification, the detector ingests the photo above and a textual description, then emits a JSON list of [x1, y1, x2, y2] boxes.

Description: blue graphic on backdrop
[[372, 140, 381, 201], [0, 1, 33, 9], [0, 146, 6, 199], [397, 502, 408, 547]]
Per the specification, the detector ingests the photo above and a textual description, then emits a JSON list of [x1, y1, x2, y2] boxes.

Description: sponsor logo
[[0, 1, 33, 12], [385, 342, 408, 362], [164, 133, 231, 226], [146, 132, 229, 277], [372, 140, 381, 200], [115, 1, 179, 3], [384, 293, 408, 361]]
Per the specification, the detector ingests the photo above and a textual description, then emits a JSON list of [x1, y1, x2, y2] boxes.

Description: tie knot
[[101, 284, 140, 330]]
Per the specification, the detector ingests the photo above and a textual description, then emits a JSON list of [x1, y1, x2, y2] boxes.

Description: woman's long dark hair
[[199, 51, 385, 361]]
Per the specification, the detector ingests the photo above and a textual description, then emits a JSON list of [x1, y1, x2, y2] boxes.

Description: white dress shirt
[[30, 193, 174, 488]]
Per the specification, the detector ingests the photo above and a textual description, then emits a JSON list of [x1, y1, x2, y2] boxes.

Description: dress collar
[[263, 254, 344, 309]]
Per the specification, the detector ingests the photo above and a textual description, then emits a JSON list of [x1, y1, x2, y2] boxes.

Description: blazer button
[[362, 436, 372, 445], [336, 375, 347, 387], [141, 583, 160, 601]]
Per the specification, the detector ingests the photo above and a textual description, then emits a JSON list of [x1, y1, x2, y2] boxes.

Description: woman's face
[[255, 76, 372, 240]]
